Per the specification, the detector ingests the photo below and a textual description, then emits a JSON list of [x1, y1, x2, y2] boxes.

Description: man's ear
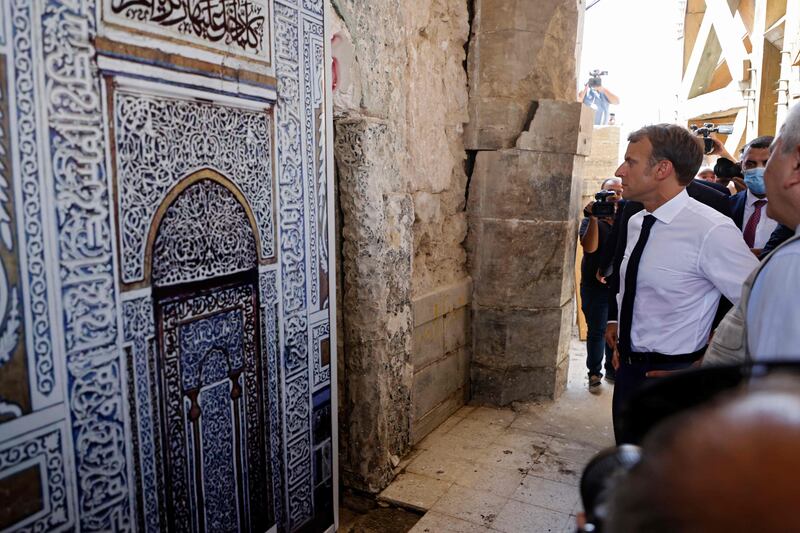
[[655, 159, 673, 181]]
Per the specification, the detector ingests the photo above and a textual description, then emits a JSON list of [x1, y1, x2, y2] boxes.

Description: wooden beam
[[681, 84, 746, 119], [706, 0, 749, 82], [681, 6, 714, 100]]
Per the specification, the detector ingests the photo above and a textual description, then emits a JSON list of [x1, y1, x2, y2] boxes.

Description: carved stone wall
[[329, 0, 472, 493], [0, 1, 337, 532]]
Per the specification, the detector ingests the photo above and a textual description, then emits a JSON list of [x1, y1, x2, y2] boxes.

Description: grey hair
[[601, 177, 622, 189], [779, 102, 800, 154]]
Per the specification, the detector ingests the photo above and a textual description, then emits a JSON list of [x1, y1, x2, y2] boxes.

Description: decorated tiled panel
[[102, 0, 272, 66], [0, 0, 335, 531]]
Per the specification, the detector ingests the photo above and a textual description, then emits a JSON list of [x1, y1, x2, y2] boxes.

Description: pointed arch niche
[[120, 170, 283, 533]]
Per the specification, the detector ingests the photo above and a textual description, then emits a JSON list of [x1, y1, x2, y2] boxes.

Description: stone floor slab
[[511, 475, 580, 514], [526, 452, 582, 486], [406, 449, 474, 483], [491, 428, 552, 456], [548, 435, 600, 465], [447, 417, 507, 442], [378, 472, 452, 511], [430, 485, 508, 528], [454, 463, 526, 499], [376, 334, 611, 532], [490, 500, 572, 533], [466, 406, 517, 427], [409, 511, 491, 533], [476, 443, 536, 470]]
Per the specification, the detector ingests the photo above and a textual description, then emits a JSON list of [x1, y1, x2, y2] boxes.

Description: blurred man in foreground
[[705, 102, 800, 364], [606, 375, 800, 533]]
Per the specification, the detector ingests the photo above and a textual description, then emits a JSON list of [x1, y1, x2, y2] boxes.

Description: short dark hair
[[742, 135, 774, 154], [628, 124, 703, 186]]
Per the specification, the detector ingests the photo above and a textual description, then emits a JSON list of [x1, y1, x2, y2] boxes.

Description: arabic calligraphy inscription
[[106, 0, 270, 60]]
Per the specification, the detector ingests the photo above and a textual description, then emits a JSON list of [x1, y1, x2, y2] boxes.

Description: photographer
[[578, 71, 620, 126], [580, 177, 623, 389]]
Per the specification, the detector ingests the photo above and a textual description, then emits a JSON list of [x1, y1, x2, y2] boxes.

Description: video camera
[[591, 190, 617, 217], [588, 69, 608, 88], [690, 122, 734, 155]]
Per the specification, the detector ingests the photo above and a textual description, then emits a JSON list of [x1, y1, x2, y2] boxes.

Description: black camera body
[[588, 69, 608, 88], [591, 190, 617, 217], [690, 122, 734, 154]]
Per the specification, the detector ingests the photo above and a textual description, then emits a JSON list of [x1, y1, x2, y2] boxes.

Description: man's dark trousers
[[612, 357, 695, 444], [580, 284, 615, 378]]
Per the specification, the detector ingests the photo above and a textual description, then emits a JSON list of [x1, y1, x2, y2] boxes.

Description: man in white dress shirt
[[730, 136, 779, 255], [747, 103, 800, 359], [605, 124, 758, 443]]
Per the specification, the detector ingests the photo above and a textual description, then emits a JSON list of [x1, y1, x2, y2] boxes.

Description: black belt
[[621, 346, 706, 365]]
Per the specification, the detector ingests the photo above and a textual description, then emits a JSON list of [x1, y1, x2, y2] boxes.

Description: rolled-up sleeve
[[699, 223, 759, 305]]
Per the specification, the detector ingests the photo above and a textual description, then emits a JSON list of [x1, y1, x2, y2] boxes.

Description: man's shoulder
[[687, 181, 732, 217], [730, 190, 747, 203], [684, 196, 735, 228]]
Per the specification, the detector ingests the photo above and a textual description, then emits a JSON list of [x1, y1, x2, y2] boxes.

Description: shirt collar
[[647, 188, 689, 225], [746, 189, 767, 206]]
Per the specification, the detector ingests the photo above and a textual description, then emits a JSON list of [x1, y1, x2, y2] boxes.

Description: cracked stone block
[[516, 99, 594, 156]]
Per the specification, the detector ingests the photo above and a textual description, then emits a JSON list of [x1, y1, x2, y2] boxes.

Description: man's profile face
[[741, 146, 770, 170], [764, 137, 792, 224], [615, 139, 655, 203]]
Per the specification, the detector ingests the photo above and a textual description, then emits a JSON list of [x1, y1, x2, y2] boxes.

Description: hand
[[645, 359, 703, 378], [605, 323, 618, 352], [583, 201, 595, 218], [595, 270, 607, 284], [612, 348, 620, 371], [708, 136, 726, 155]]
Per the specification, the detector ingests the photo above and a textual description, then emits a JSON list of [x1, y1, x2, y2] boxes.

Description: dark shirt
[[580, 217, 613, 289], [760, 224, 795, 259]]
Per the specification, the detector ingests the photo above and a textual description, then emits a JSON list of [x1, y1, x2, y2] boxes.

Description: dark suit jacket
[[760, 224, 795, 258], [695, 178, 731, 196], [603, 181, 733, 322], [729, 190, 747, 229]]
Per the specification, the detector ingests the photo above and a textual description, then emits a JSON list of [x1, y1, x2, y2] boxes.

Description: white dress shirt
[[747, 228, 800, 359], [618, 190, 759, 354], [742, 190, 778, 249]]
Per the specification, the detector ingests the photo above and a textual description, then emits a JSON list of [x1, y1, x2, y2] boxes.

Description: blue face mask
[[743, 167, 766, 196]]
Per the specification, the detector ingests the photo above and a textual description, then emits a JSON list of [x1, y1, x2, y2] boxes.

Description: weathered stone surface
[[413, 348, 466, 420], [411, 386, 469, 445], [331, 0, 470, 297], [516, 100, 594, 156], [470, 219, 576, 310], [413, 277, 472, 327], [471, 306, 572, 370], [469, 150, 583, 222], [443, 306, 470, 354], [335, 117, 415, 493], [465, 0, 583, 149], [471, 365, 558, 405], [412, 316, 445, 370]]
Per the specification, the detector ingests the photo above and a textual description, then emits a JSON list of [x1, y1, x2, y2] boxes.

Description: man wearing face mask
[[730, 136, 779, 255]]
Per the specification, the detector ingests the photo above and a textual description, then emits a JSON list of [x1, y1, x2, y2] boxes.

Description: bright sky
[[580, 0, 684, 158]]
